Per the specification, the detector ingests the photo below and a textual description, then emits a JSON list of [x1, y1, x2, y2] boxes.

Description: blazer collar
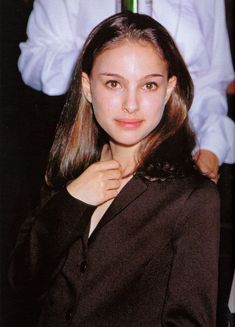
[[88, 175, 147, 245]]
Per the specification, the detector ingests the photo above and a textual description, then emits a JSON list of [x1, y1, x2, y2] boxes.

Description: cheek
[[142, 93, 166, 120], [92, 91, 121, 117]]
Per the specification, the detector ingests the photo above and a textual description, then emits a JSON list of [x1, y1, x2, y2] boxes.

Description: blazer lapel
[[88, 175, 147, 244]]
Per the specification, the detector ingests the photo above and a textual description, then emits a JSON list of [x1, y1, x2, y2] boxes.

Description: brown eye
[[145, 82, 157, 90], [106, 80, 120, 88]]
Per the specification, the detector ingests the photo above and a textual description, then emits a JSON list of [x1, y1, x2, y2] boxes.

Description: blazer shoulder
[[177, 172, 220, 208], [187, 172, 219, 197], [151, 170, 219, 199]]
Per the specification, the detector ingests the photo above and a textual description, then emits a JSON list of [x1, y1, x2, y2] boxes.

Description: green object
[[122, 0, 138, 13]]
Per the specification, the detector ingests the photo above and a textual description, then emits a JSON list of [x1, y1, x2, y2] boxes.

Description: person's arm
[[18, 0, 82, 95], [8, 188, 96, 299], [189, 0, 235, 168], [162, 179, 220, 326], [8, 160, 121, 299]]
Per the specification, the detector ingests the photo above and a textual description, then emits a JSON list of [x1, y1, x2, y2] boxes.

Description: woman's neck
[[102, 142, 139, 178]]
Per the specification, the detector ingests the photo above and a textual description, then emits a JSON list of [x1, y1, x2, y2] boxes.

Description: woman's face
[[82, 40, 176, 148]]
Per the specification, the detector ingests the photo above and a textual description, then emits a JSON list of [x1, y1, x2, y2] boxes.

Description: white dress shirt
[[18, 0, 235, 164], [228, 271, 235, 315]]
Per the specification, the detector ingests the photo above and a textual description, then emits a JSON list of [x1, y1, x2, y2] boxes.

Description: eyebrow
[[99, 73, 164, 78]]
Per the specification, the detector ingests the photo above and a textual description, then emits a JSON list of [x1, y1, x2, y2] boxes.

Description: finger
[[105, 179, 121, 190], [197, 161, 217, 177], [202, 170, 216, 179], [208, 172, 219, 183], [211, 178, 218, 184], [200, 167, 219, 183], [102, 189, 119, 203], [210, 173, 219, 184], [103, 169, 122, 180], [95, 160, 121, 171], [214, 173, 220, 184]]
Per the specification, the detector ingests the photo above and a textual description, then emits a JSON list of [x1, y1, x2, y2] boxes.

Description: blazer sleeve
[[8, 187, 96, 299], [162, 180, 220, 326]]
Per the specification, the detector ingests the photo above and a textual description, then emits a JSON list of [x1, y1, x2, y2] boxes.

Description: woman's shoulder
[[184, 172, 220, 206], [169, 172, 220, 220], [149, 169, 219, 204], [175, 171, 219, 201]]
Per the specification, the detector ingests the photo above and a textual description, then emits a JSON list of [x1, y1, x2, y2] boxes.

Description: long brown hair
[[46, 12, 196, 188]]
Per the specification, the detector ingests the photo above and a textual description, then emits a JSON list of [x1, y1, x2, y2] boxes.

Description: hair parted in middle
[[46, 12, 197, 188]]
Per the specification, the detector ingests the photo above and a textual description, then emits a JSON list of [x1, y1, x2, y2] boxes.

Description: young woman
[[9, 12, 220, 326]]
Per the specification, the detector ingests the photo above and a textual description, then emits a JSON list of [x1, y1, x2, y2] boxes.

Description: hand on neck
[[101, 142, 139, 178]]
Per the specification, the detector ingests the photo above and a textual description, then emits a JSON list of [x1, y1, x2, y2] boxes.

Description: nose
[[122, 88, 139, 113]]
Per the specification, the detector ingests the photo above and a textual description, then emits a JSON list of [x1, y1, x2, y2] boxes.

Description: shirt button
[[80, 261, 87, 273], [65, 310, 72, 321]]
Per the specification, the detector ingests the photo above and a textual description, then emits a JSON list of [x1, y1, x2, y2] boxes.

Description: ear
[[164, 75, 177, 105], [81, 72, 92, 103]]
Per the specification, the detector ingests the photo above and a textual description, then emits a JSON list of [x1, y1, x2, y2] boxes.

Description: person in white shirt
[[18, 0, 235, 182]]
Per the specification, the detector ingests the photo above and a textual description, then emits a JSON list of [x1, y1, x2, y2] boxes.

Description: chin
[[110, 137, 142, 147]]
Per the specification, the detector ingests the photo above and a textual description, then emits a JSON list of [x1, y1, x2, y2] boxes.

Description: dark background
[[0, 0, 234, 326]]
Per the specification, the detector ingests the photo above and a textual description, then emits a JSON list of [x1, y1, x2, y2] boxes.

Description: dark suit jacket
[[9, 173, 220, 326]]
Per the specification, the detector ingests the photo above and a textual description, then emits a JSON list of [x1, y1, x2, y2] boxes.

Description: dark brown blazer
[[9, 173, 220, 326]]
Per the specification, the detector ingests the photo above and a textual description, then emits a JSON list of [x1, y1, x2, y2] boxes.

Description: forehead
[[92, 39, 167, 74], [98, 38, 164, 59]]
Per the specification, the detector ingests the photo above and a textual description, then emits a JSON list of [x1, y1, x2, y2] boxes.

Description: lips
[[114, 118, 143, 128]]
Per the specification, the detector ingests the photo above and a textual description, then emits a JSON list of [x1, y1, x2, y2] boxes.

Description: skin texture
[[67, 40, 176, 205]]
